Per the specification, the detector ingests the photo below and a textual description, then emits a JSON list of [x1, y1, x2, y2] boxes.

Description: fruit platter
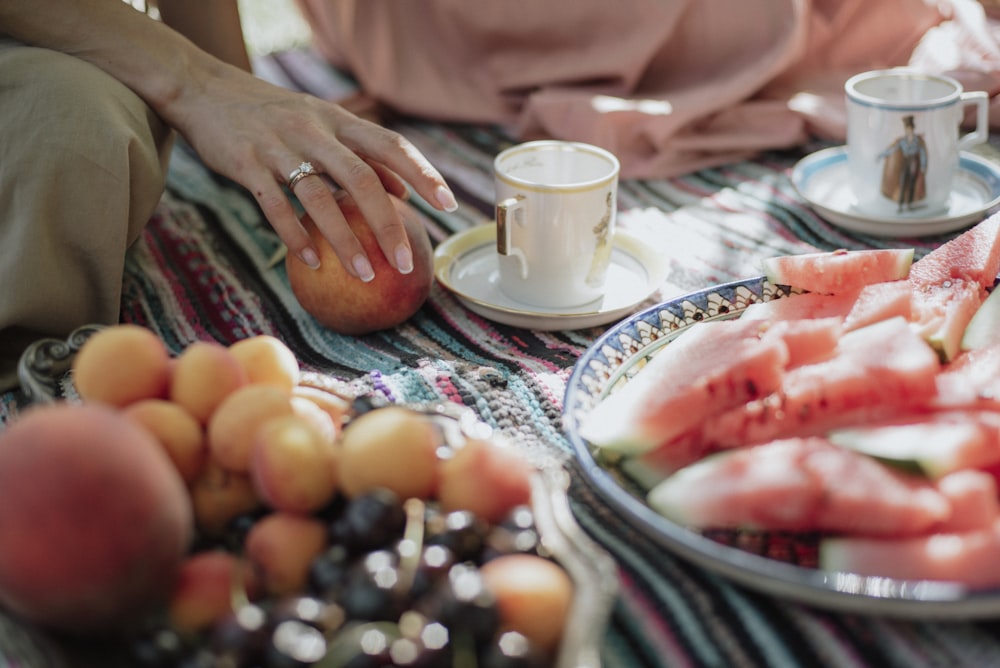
[[564, 215, 1000, 618], [1, 327, 617, 667]]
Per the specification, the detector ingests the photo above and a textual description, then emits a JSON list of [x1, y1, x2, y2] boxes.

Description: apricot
[[207, 384, 295, 473], [285, 194, 434, 335], [168, 550, 258, 633], [72, 324, 170, 407], [337, 406, 440, 499], [190, 461, 262, 536], [291, 385, 349, 435], [170, 341, 249, 423], [251, 415, 338, 513], [244, 512, 327, 596], [291, 394, 338, 447], [229, 335, 300, 391], [480, 554, 574, 653], [438, 438, 535, 523], [123, 399, 207, 484], [0, 403, 192, 632]]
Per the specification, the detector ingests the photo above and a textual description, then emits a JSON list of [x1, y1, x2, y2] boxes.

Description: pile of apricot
[[0, 325, 576, 666]]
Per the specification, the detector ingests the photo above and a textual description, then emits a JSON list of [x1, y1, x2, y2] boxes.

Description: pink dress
[[295, 0, 1000, 177]]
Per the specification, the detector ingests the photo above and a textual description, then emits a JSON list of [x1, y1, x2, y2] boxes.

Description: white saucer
[[434, 225, 666, 330], [791, 146, 1000, 237]]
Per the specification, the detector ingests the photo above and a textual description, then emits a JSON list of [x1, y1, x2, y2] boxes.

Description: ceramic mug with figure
[[493, 140, 620, 309], [845, 68, 989, 219]]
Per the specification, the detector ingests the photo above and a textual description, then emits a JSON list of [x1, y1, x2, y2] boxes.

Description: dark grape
[[210, 602, 270, 667], [338, 550, 406, 622], [130, 627, 190, 668], [329, 489, 407, 554], [424, 510, 490, 562], [307, 544, 351, 597], [417, 563, 500, 649]]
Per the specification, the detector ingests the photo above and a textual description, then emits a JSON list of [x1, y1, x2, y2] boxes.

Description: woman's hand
[[165, 63, 457, 280]]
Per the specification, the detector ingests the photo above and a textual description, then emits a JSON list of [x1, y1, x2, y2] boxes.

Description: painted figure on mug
[[878, 114, 928, 212]]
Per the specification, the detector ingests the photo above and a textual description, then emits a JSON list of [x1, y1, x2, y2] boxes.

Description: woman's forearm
[[0, 0, 233, 123], [156, 0, 251, 72]]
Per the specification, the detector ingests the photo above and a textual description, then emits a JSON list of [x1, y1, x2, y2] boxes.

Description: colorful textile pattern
[[4, 48, 1000, 666]]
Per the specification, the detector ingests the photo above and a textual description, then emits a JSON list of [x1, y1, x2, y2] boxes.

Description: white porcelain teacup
[[845, 68, 989, 219], [493, 140, 620, 309]]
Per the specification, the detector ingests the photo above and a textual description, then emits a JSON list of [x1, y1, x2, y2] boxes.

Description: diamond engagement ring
[[286, 161, 319, 189]]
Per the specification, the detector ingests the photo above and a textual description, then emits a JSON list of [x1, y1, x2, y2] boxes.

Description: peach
[[0, 403, 192, 632], [285, 194, 434, 335], [480, 554, 574, 653], [437, 438, 534, 523], [251, 415, 338, 513], [170, 341, 249, 424], [168, 550, 258, 633], [244, 512, 327, 596], [207, 384, 295, 473], [337, 406, 440, 499], [190, 461, 262, 536], [72, 324, 171, 407], [228, 335, 300, 391], [123, 399, 207, 484]]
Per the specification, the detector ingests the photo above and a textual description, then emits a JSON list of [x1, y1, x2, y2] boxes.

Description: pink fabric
[[295, 0, 1000, 178]]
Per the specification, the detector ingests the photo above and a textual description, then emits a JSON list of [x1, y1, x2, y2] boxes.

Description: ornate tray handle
[[16, 325, 104, 405]]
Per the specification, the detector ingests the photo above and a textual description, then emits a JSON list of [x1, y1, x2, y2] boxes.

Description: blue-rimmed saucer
[[792, 146, 1000, 237]]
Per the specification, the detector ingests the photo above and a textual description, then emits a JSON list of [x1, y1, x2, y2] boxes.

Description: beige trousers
[[0, 37, 173, 393]]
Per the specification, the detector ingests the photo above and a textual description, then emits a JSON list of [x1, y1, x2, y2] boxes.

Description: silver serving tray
[[8, 328, 618, 666]]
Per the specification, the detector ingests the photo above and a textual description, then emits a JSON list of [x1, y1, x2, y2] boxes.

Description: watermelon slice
[[908, 213, 1000, 291], [819, 518, 1000, 588], [828, 411, 1000, 479], [961, 286, 1000, 352], [740, 291, 858, 322], [578, 317, 788, 457], [909, 278, 983, 362], [842, 280, 912, 332], [647, 437, 949, 536], [693, 317, 941, 449], [762, 248, 914, 295], [935, 470, 1000, 533], [759, 316, 842, 368], [934, 341, 1000, 411]]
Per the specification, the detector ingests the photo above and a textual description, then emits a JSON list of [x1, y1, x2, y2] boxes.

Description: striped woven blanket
[[4, 47, 1000, 667]]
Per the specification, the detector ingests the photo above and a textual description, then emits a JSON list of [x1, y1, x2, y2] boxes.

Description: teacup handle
[[958, 91, 989, 152], [496, 195, 529, 279]]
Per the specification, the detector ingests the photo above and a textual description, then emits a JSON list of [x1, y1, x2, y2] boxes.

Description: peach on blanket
[[295, 0, 1000, 178]]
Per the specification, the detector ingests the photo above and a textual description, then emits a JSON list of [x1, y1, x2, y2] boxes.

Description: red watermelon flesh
[[819, 518, 1000, 588], [578, 317, 789, 456], [647, 437, 949, 536], [908, 213, 1000, 291], [762, 248, 914, 295], [696, 317, 941, 449], [909, 278, 984, 363], [934, 470, 1000, 533], [759, 316, 842, 368], [934, 341, 1000, 411], [741, 291, 859, 322], [843, 280, 912, 332]]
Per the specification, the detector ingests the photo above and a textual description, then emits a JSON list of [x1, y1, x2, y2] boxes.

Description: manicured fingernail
[[299, 247, 321, 270], [352, 253, 375, 282], [395, 244, 413, 274], [435, 185, 458, 212]]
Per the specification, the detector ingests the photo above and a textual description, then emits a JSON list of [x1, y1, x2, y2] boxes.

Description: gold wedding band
[[286, 161, 319, 189]]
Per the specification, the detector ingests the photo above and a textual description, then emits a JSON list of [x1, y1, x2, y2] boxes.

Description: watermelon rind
[[961, 287, 1000, 352], [827, 422, 986, 479]]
